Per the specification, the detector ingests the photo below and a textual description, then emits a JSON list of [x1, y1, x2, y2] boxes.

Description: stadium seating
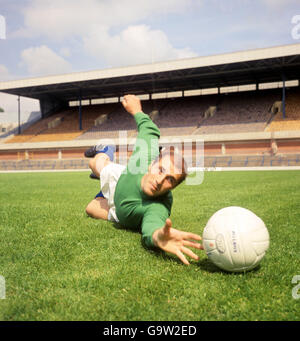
[[76, 103, 137, 140], [5, 112, 66, 143], [3, 88, 300, 146], [265, 88, 300, 131], [5, 103, 117, 143], [194, 89, 280, 135]]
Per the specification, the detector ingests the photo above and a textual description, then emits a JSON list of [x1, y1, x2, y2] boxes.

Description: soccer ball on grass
[[202, 206, 270, 272]]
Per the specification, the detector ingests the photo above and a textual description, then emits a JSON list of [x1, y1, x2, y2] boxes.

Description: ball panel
[[202, 239, 216, 252], [202, 221, 217, 240], [252, 241, 269, 256], [205, 249, 225, 269], [202, 206, 270, 273], [207, 249, 235, 272]]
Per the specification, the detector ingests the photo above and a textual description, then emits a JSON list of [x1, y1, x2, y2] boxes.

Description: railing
[[0, 155, 300, 171]]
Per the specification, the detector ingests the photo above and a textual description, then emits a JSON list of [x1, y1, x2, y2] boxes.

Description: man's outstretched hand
[[122, 94, 142, 116], [152, 218, 204, 265]]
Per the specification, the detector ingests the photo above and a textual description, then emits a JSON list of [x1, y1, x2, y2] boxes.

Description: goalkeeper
[[85, 94, 203, 265]]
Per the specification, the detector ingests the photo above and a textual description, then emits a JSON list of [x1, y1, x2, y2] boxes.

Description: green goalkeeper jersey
[[114, 112, 173, 248]]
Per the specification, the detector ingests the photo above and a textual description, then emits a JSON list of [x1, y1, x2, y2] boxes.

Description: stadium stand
[[5, 109, 75, 143], [75, 96, 207, 139], [5, 103, 118, 143], [153, 96, 214, 136], [76, 102, 136, 140], [3, 87, 299, 145], [265, 88, 300, 132], [194, 89, 281, 135], [1, 45, 300, 171], [74, 89, 286, 140]]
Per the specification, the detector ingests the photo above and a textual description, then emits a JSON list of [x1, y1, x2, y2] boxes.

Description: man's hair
[[155, 146, 188, 186]]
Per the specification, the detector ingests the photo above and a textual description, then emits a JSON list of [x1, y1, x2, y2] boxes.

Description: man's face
[[141, 154, 183, 197]]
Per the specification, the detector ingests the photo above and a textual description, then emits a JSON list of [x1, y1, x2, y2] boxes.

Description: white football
[[203, 206, 270, 272]]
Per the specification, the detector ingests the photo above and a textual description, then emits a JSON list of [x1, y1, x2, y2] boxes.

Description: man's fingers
[[121, 95, 132, 106], [163, 218, 172, 234], [121, 98, 127, 108], [181, 246, 199, 261], [122, 94, 134, 103], [183, 239, 203, 250], [176, 250, 190, 265], [165, 218, 172, 227], [183, 232, 202, 241]]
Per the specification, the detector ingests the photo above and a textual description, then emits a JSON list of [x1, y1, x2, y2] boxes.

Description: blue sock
[[95, 145, 116, 161], [95, 191, 104, 199]]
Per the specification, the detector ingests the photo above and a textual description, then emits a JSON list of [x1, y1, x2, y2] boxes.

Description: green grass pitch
[[0, 170, 299, 321]]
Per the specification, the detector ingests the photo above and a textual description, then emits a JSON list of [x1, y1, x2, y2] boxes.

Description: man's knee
[[88, 158, 95, 171], [89, 153, 110, 175], [95, 154, 110, 172], [85, 202, 94, 217], [85, 198, 109, 220]]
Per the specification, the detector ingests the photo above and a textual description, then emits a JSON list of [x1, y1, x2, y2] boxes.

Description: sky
[[0, 0, 300, 121]]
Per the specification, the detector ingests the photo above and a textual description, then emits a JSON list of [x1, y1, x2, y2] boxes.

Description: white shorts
[[100, 163, 126, 222]]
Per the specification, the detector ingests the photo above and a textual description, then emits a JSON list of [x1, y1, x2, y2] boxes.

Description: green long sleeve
[[114, 112, 173, 247]]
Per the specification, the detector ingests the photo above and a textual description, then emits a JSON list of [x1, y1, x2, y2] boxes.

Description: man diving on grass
[[84, 94, 203, 265]]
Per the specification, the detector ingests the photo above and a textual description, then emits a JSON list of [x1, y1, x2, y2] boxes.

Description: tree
[[0, 107, 4, 113]]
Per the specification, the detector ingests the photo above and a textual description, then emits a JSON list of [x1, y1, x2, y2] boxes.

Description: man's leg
[[86, 144, 116, 178], [88, 152, 111, 179], [86, 145, 117, 219], [86, 152, 111, 219], [86, 197, 109, 220]]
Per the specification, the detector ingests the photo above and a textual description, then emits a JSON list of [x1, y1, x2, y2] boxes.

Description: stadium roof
[[1, 43, 300, 102]]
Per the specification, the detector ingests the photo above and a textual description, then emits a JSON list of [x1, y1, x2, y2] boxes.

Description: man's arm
[[122, 94, 142, 116], [122, 94, 160, 172], [152, 219, 203, 265], [141, 204, 203, 265], [122, 95, 203, 264], [122, 94, 160, 138]]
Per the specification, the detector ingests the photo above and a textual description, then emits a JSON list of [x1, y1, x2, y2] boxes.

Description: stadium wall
[[1, 132, 300, 169]]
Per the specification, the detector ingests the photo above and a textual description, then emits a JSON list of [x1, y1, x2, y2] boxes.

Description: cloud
[[19, 45, 72, 76], [15, 0, 193, 41], [12, 0, 197, 70], [0, 64, 13, 82], [262, 0, 298, 8], [210, 0, 298, 12], [84, 24, 197, 67], [60, 47, 71, 58]]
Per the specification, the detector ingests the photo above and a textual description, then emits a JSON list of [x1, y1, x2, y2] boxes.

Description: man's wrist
[[131, 110, 143, 116], [152, 228, 161, 247]]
